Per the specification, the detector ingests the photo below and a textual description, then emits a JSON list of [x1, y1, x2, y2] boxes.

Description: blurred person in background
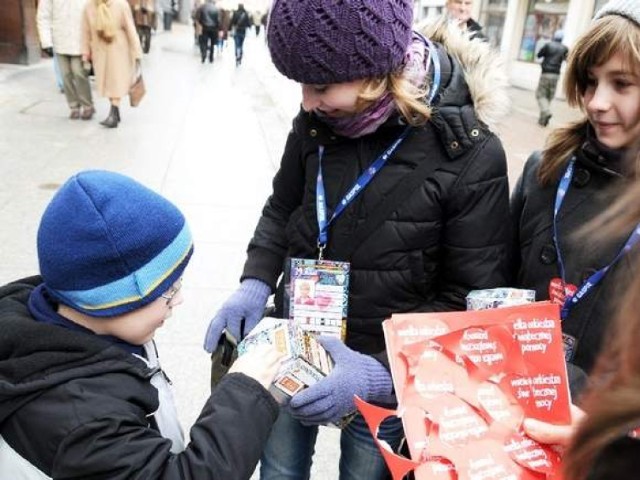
[[535, 30, 569, 127], [82, 0, 143, 128], [445, 0, 486, 40], [37, 0, 95, 120]]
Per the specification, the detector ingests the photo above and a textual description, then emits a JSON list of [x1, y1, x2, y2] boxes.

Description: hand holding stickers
[[357, 302, 571, 479]]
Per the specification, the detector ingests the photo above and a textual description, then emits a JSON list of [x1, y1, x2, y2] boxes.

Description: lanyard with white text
[[315, 35, 442, 259], [553, 158, 640, 319], [315, 127, 411, 258]]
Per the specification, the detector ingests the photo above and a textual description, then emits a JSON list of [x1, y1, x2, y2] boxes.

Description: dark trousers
[[233, 32, 246, 63], [200, 28, 217, 62]]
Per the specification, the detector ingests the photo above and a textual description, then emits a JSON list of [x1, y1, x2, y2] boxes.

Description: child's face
[[301, 80, 366, 118], [584, 52, 640, 150], [99, 281, 184, 345]]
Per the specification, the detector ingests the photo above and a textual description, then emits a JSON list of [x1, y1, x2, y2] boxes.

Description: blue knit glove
[[203, 279, 271, 353], [288, 336, 393, 425]]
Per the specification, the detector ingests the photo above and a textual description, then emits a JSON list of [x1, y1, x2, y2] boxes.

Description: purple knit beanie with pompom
[[267, 0, 414, 85]]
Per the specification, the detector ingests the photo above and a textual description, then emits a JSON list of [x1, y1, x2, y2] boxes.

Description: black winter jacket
[[196, 3, 219, 30], [0, 276, 278, 480], [537, 40, 568, 74], [511, 136, 636, 374], [241, 42, 511, 358]]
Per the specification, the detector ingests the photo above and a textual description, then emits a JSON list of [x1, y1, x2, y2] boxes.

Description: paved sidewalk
[[0, 23, 581, 479]]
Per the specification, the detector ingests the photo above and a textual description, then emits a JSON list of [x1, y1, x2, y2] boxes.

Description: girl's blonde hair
[[538, 15, 640, 185], [95, 0, 116, 43], [356, 72, 432, 127]]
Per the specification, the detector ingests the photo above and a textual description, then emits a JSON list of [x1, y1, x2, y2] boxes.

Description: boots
[[100, 105, 120, 128]]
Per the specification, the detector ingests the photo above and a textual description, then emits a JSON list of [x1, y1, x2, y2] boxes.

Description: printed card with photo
[[284, 258, 350, 340]]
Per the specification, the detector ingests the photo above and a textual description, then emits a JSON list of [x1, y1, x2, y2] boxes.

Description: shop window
[[519, 0, 568, 62], [479, 0, 508, 49]]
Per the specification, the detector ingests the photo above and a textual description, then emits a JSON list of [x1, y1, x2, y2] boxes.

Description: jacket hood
[[0, 277, 148, 425], [418, 17, 510, 132]]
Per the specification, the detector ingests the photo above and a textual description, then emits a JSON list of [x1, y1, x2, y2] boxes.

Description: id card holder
[[283, 257, 350, 340]]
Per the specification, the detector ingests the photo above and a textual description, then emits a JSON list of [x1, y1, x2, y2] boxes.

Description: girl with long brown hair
[[511, 0, 640, 390]]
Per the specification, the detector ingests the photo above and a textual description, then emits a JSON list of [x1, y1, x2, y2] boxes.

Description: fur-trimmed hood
[[419, 18, 510, 133]]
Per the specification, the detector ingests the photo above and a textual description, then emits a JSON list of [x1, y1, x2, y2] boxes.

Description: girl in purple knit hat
[[204, 0, 511, 478]]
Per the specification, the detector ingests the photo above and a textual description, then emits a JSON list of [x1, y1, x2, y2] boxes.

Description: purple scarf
[[317, 33, 430, 139]]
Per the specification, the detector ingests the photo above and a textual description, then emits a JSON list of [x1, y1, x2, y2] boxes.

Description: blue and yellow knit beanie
[[37, 170, 193, 317]]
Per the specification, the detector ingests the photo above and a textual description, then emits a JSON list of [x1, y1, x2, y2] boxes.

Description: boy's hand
[[229, 344, 284, 390]]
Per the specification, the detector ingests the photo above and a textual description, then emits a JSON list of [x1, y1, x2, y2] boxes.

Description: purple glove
[[203, 279, 270, 353], [288, 336, 393, 425]]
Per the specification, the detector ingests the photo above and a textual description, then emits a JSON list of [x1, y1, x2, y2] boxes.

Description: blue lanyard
[[315, 36, 441, 259], [553, 158, 640, 319]]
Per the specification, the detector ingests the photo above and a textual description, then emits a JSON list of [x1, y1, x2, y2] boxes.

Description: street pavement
[[0, 23, 580, 478]]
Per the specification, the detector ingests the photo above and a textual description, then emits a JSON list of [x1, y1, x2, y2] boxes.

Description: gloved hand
[[288, 337, 393, 425], [203, 278, 271, 353], [42, 47, 54, 57]]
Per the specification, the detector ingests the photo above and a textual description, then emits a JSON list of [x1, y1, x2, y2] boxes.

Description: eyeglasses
[[160, 278, 182, 306]]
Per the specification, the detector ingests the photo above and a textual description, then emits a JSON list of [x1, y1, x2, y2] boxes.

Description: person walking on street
[[511, 0, 640, 389], [204, 0, 512, 477], [37, 0, 95, 120], [195, 0, 219, 63], [229, 3, 252, 66], [536, 30, 569, 127], [82, 0, 143, 128], [0, 170, 284, 479]]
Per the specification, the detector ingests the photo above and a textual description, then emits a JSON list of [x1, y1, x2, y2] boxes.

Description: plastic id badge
[[284, 258, 350, 340]]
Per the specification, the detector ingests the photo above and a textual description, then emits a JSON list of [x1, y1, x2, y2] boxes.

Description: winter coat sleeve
[[510, 151, 541, 284], [51, 373, 278, 480], [419, 133, 512, 312], [241, 118, 307, 290], [36, 0, 53, 49]]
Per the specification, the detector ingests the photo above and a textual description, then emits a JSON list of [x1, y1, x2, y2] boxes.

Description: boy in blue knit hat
[[0, 170, 283, 479]]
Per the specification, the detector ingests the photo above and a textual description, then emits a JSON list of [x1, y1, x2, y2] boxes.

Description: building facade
[[0, 0, 40, 64], [414, 0, 609, 91]]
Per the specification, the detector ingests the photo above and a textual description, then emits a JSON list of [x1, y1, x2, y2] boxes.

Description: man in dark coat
[[536, 30, 569, 126], [195, 0, 219, 63]]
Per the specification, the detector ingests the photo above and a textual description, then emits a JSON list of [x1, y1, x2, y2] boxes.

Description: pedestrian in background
[[217, 7, 232, 55], [160, 0, 177, 31], [535, 30, 569, 127], [511, 0, 640, 394], [229, 3, 252, 66], [445, 0, 486, 40], [82, 0, 143, 128], [127, 0, 157, 54], [0, 170, 284, 479], [195, 0, 219, 64], [37, 0, 95, 120], [204, 0, 511, 477]]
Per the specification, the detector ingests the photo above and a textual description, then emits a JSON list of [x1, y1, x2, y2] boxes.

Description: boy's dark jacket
[[0, 276, 278, 479], [241, 22, 512, 358], [511, 130, 636, 374]]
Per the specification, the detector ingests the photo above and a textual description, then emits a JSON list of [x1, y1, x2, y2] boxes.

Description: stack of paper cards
[[238, 318, 334, 403], [466, 288, 536, 311], [357, 303, 570, 480]]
